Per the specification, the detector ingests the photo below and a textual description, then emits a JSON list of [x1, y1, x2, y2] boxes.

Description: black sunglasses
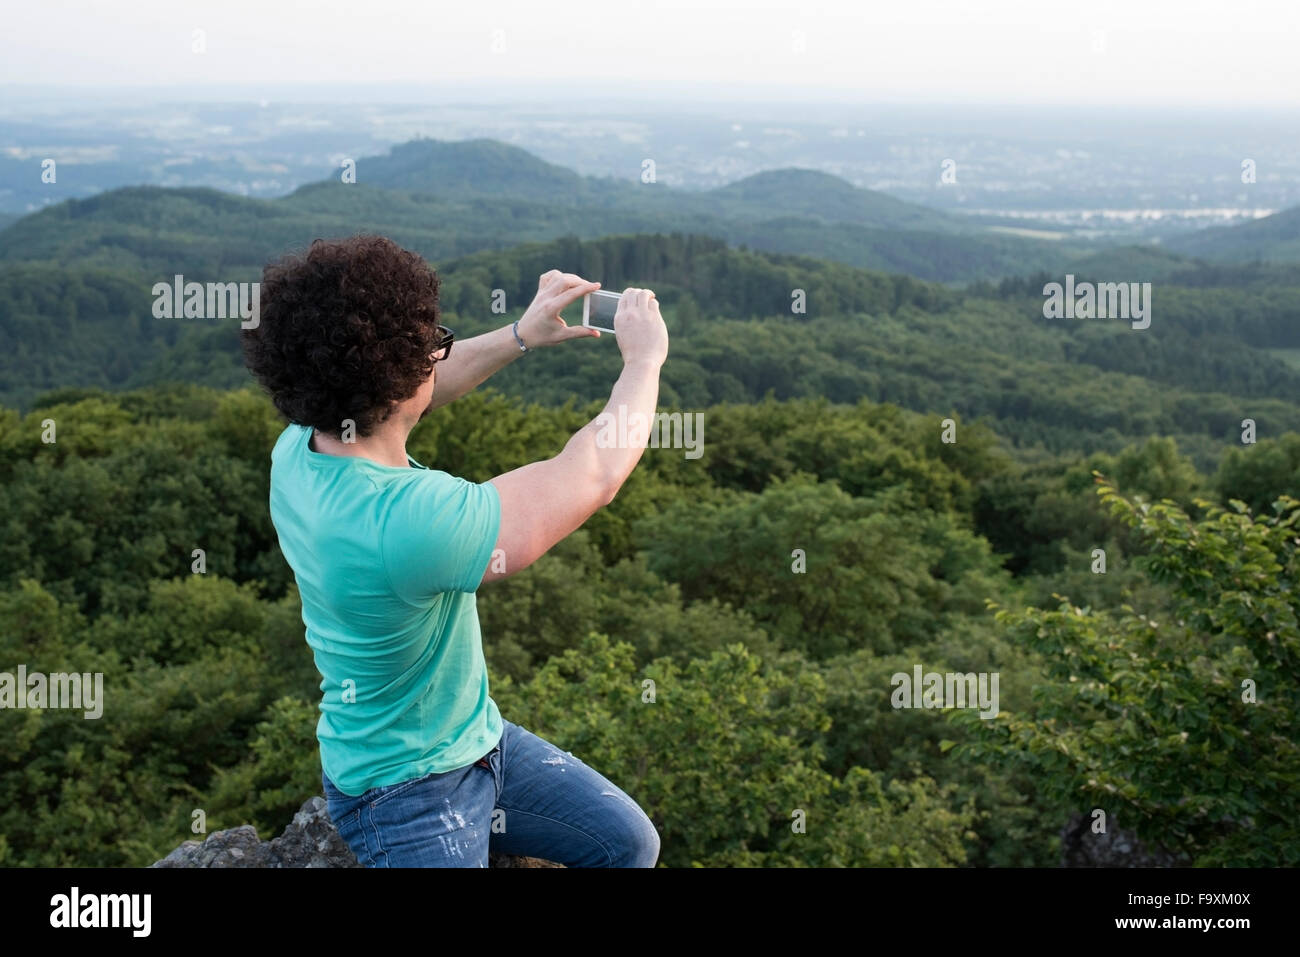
[[429, 325, 454, 362]]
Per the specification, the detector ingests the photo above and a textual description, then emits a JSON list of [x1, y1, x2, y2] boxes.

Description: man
[[242, 234, 665, 868]]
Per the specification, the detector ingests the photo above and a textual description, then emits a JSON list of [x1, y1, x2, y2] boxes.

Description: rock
[[153, 796, 562, 868], [1059, 811, 1186, 867], [267, 796, 360, 868], [487, 851, 563, 868]]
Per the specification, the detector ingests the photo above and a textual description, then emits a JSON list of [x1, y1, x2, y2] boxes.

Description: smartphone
[[582, 289, 621, 334]]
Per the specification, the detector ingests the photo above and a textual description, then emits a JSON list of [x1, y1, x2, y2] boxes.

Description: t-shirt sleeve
[[380, 471, 501, 602]]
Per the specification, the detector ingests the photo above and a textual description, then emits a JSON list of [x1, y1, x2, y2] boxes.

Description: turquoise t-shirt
[[268, 423, 503, 796]]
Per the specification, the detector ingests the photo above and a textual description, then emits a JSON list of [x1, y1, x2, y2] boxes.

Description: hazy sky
[[3, 0, 1297, 107]]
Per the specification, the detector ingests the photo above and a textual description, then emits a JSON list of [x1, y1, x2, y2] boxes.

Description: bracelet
[[511, 319, 529, 353]]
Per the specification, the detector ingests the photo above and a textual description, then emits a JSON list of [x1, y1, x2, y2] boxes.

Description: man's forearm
[[563, 359, 662, 499], [428, 324, 524, 409]]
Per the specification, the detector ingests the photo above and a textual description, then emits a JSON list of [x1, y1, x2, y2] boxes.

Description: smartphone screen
[[584, 289, 621, 333]]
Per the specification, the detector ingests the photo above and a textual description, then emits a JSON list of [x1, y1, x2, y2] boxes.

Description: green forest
[[6, 231, 1300, 467], [2, 379, 1297, 867], [1, 143, 1299, 868]]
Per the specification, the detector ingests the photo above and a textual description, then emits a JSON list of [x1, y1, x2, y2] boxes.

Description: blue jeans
[[321, 719, 660, 868]]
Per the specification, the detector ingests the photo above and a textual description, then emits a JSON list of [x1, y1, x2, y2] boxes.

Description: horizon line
[[1, 82, 1296, 114]]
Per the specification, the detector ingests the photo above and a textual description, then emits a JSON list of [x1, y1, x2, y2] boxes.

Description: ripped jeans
[[321, 719, 660, 868]]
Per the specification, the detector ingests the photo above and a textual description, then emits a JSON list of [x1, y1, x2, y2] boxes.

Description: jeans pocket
[[330, 805, 371, 866], [476, 743, 503, 802], [364, 772, 435, 810], [323, 772, 362, 820]]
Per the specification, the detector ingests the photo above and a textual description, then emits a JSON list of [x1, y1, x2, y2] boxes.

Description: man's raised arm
[[481, 287, 668, 584], [428, 271, 601, 409]]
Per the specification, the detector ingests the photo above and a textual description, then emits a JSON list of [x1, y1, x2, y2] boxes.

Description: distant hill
[[1024, 242, 1300, 289], [1165, 206, 1300, 263], [0, 187, 286, 275], [0, 138, 1082, 284], [354, 138, 967, 235], [353, 138, 623, 205], [0, 184, 506, 276], [701, 168, 958, 233], [1036, 244, 1199, 283]]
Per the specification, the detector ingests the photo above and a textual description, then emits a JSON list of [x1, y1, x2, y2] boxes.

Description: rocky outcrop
[[1060, 811, 1185, 867], [152, 796, 561, 868], [154, 797, 1186, 868]]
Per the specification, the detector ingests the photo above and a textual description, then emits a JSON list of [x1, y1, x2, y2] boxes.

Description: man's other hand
[[516, 270, 602, 347]]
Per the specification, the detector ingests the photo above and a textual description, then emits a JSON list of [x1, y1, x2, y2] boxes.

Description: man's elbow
[[595, 475, 621, 508], [587, 458, 625, 508]]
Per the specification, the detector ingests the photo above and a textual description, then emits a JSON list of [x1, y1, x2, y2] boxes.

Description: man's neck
[[311, 423, 412, 468]]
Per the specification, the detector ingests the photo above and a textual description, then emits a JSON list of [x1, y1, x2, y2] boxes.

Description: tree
[[492, 633, 975, 867], [954, 479, 1300, 865]]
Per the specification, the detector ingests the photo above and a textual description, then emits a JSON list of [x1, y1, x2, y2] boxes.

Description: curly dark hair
[[242, 235, 442, 437]]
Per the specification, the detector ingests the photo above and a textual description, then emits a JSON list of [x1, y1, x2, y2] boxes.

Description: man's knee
[[609, 810, 660, 868]]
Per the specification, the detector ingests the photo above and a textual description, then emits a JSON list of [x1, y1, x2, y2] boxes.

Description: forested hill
[[352, 138, 961, 233], [3, 145, 1298, 467], [348, 138, 622, 205], [7, 228, 1300, 472], [706, 168, 956, 232], [0, 138, 1084, 283], [1166, 204, 1300, 263]]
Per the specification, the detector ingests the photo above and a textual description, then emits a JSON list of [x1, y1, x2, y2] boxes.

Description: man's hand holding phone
[[520, 272, 667, 369], [613, 287, 669, 369], [515, 270, 603, 348]]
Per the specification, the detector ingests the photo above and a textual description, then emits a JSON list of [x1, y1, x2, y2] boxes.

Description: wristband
[[511, 319, 529, 353]]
